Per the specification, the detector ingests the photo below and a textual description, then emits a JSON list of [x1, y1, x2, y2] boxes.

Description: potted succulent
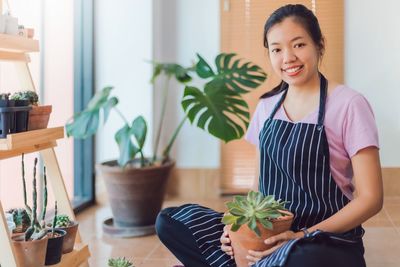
[[66, 53, 267, 234], [222, 191, 294, 267], [45, 201, 67, 265], [108, 257, 134, 267], [10, 90, 52, 130], [53, 214, 79, 253], [0, 92, 31, 136], [11, 158, 48, 267]]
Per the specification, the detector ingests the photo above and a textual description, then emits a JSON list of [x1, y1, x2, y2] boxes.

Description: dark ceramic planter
[[97, 159, 175, 228], [57, 221, 79, 254], [45, 229, 66, 265]]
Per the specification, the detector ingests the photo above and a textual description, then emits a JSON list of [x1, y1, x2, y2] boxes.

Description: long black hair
[[260, 4, 325, 99]]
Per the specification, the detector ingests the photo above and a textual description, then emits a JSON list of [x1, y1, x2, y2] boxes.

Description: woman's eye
[[294, 43, 305, 48], [271, 48, 281, 53]]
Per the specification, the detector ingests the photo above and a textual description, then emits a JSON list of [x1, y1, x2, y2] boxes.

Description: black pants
[[156, 207, 366, 267]]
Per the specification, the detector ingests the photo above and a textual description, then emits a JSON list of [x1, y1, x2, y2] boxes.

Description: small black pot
[[45, 229, 66, 265]]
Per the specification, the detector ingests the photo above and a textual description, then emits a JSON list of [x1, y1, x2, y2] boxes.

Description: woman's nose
[[283, 49, 297, 64]]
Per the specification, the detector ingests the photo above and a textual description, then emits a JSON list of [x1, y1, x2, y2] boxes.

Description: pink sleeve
[[245, 101, 265, 147], [343, 95, 380, 158]]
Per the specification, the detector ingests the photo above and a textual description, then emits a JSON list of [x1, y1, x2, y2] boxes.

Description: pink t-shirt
[[245, 85, 379, 200]]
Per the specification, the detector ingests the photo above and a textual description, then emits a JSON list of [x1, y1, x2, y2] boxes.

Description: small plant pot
[[228, 210, 294, 267], [11, 234, 48, 267], [0, 106, 31, 138], [58, 221, 79, 253], [14, 100, 30, 133], [45, 229, 66, 265], [28, 105, 52, 131]]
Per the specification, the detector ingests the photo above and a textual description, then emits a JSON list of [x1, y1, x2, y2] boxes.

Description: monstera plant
[[65, 53, 267, 234]]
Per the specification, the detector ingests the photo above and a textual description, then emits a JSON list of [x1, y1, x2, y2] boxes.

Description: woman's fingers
[[220, 230, 234, 256], [246, 241, 287, 264]]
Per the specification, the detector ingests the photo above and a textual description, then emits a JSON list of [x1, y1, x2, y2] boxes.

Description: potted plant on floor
[[10, 90, 52, 130], [66, 53, 267, 236], [53, 214, 79, 253], [222, 191, 294, 267]]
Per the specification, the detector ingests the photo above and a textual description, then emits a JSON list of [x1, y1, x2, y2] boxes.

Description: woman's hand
[[246, 230, 303, 265], [220, 226, 234, 258]]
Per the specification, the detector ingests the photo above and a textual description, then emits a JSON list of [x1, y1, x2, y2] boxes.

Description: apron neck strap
[[269, 73, 328, 126]]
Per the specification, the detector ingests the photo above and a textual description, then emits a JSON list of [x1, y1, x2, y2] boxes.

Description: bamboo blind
[[220, 0, 344, 193]]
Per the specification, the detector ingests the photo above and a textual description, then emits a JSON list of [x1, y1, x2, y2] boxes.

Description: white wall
[[344, 0, 400, 167], [94, 0, 154, 163], [153, 0, 220, 168]]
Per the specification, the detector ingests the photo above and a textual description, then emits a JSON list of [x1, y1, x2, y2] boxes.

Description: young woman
[[156, 4, 382, 267]]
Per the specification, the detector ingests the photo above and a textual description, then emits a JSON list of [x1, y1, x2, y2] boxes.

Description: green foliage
[[222, 191, 288, 237], [108, 257, 134, 267], [7, 208, 31, 232], [10, 90, 39, 105], [66, 53, 267, 167], [54, 214, 72, 228]]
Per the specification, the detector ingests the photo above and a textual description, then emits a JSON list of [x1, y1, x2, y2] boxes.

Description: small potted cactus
[[11, 158, 49, 267], [108, 257, 134, 267], [222, 191, 294, 267], [54, 214, 79, 253], [10, 90, 52, 130], [7, 208, 31, 233], [45, 201, 67, 265]]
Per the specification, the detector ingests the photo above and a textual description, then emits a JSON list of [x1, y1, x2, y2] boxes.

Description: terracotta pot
[[12, 234, 48, 267], [229, 210, 294, 267], [28, 105, 52, 130], [58, 221, 79, 253], [97, 159, 175, 228]]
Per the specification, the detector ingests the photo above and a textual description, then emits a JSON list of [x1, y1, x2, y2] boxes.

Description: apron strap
[[268, 73, 328, 126]]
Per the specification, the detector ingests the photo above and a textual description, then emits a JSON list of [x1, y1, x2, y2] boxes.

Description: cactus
[[21, 154, 32, 218], [55, 214, 72, 228], [7, 208, 31, 233], [108, 257, 134, 267], [24, 158, 47, 241], [41, 166, 47, 223], [51, 201, 58, 236]]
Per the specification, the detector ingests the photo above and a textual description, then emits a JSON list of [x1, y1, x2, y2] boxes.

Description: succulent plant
[[51, 201, 58, 236], [54, 214, 72, 228], [10, 90, 39, 105], [7, 208, 31, 233], [108, 257, 134, 267], [222, 191, 288, 237]]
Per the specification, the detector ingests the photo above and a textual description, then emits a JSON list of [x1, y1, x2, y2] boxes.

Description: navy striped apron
[[168, 74, 363, 267]]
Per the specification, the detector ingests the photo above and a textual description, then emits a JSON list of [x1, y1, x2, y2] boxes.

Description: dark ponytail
[[260, 4, 324, 99]]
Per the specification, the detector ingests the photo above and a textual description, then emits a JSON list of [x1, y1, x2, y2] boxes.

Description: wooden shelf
[[0, 33, 39, 54], [50, 244, 90, 267], [0, 127, 64, 160]]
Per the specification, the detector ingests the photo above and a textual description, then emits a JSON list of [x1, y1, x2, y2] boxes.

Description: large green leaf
[[181, 85, 249, 142], [66, 86, 117, 139], [150, 63, 192, 84], [196, 53, 267, 94], [115, 125, 140, 167], [130, 116, 147, 149]]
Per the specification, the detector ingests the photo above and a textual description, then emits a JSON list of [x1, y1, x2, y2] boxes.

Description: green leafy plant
[[108, 257, 134, 267], [222, 191, 288, 237], [66, 53, 266, 167], [54, 214, 72, 228], [10, 90, 39, 105]]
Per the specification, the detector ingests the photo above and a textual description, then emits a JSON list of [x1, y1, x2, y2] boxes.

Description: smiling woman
[[156, 4, 382, 267]]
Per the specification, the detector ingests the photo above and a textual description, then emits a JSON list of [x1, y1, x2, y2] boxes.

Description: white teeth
[[285, 66, 302, 73]]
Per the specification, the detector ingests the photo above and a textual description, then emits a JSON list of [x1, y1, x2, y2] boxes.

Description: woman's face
[[266, 17, 321, 88]]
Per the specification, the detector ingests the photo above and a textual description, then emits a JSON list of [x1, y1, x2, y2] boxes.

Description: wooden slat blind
[[220, 0, 344, 193]]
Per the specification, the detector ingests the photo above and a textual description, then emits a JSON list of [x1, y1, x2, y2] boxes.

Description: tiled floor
[[77, 194, 400, 267]]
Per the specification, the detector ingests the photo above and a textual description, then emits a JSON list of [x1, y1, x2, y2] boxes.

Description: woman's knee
[[155, 207, 176, 239]]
